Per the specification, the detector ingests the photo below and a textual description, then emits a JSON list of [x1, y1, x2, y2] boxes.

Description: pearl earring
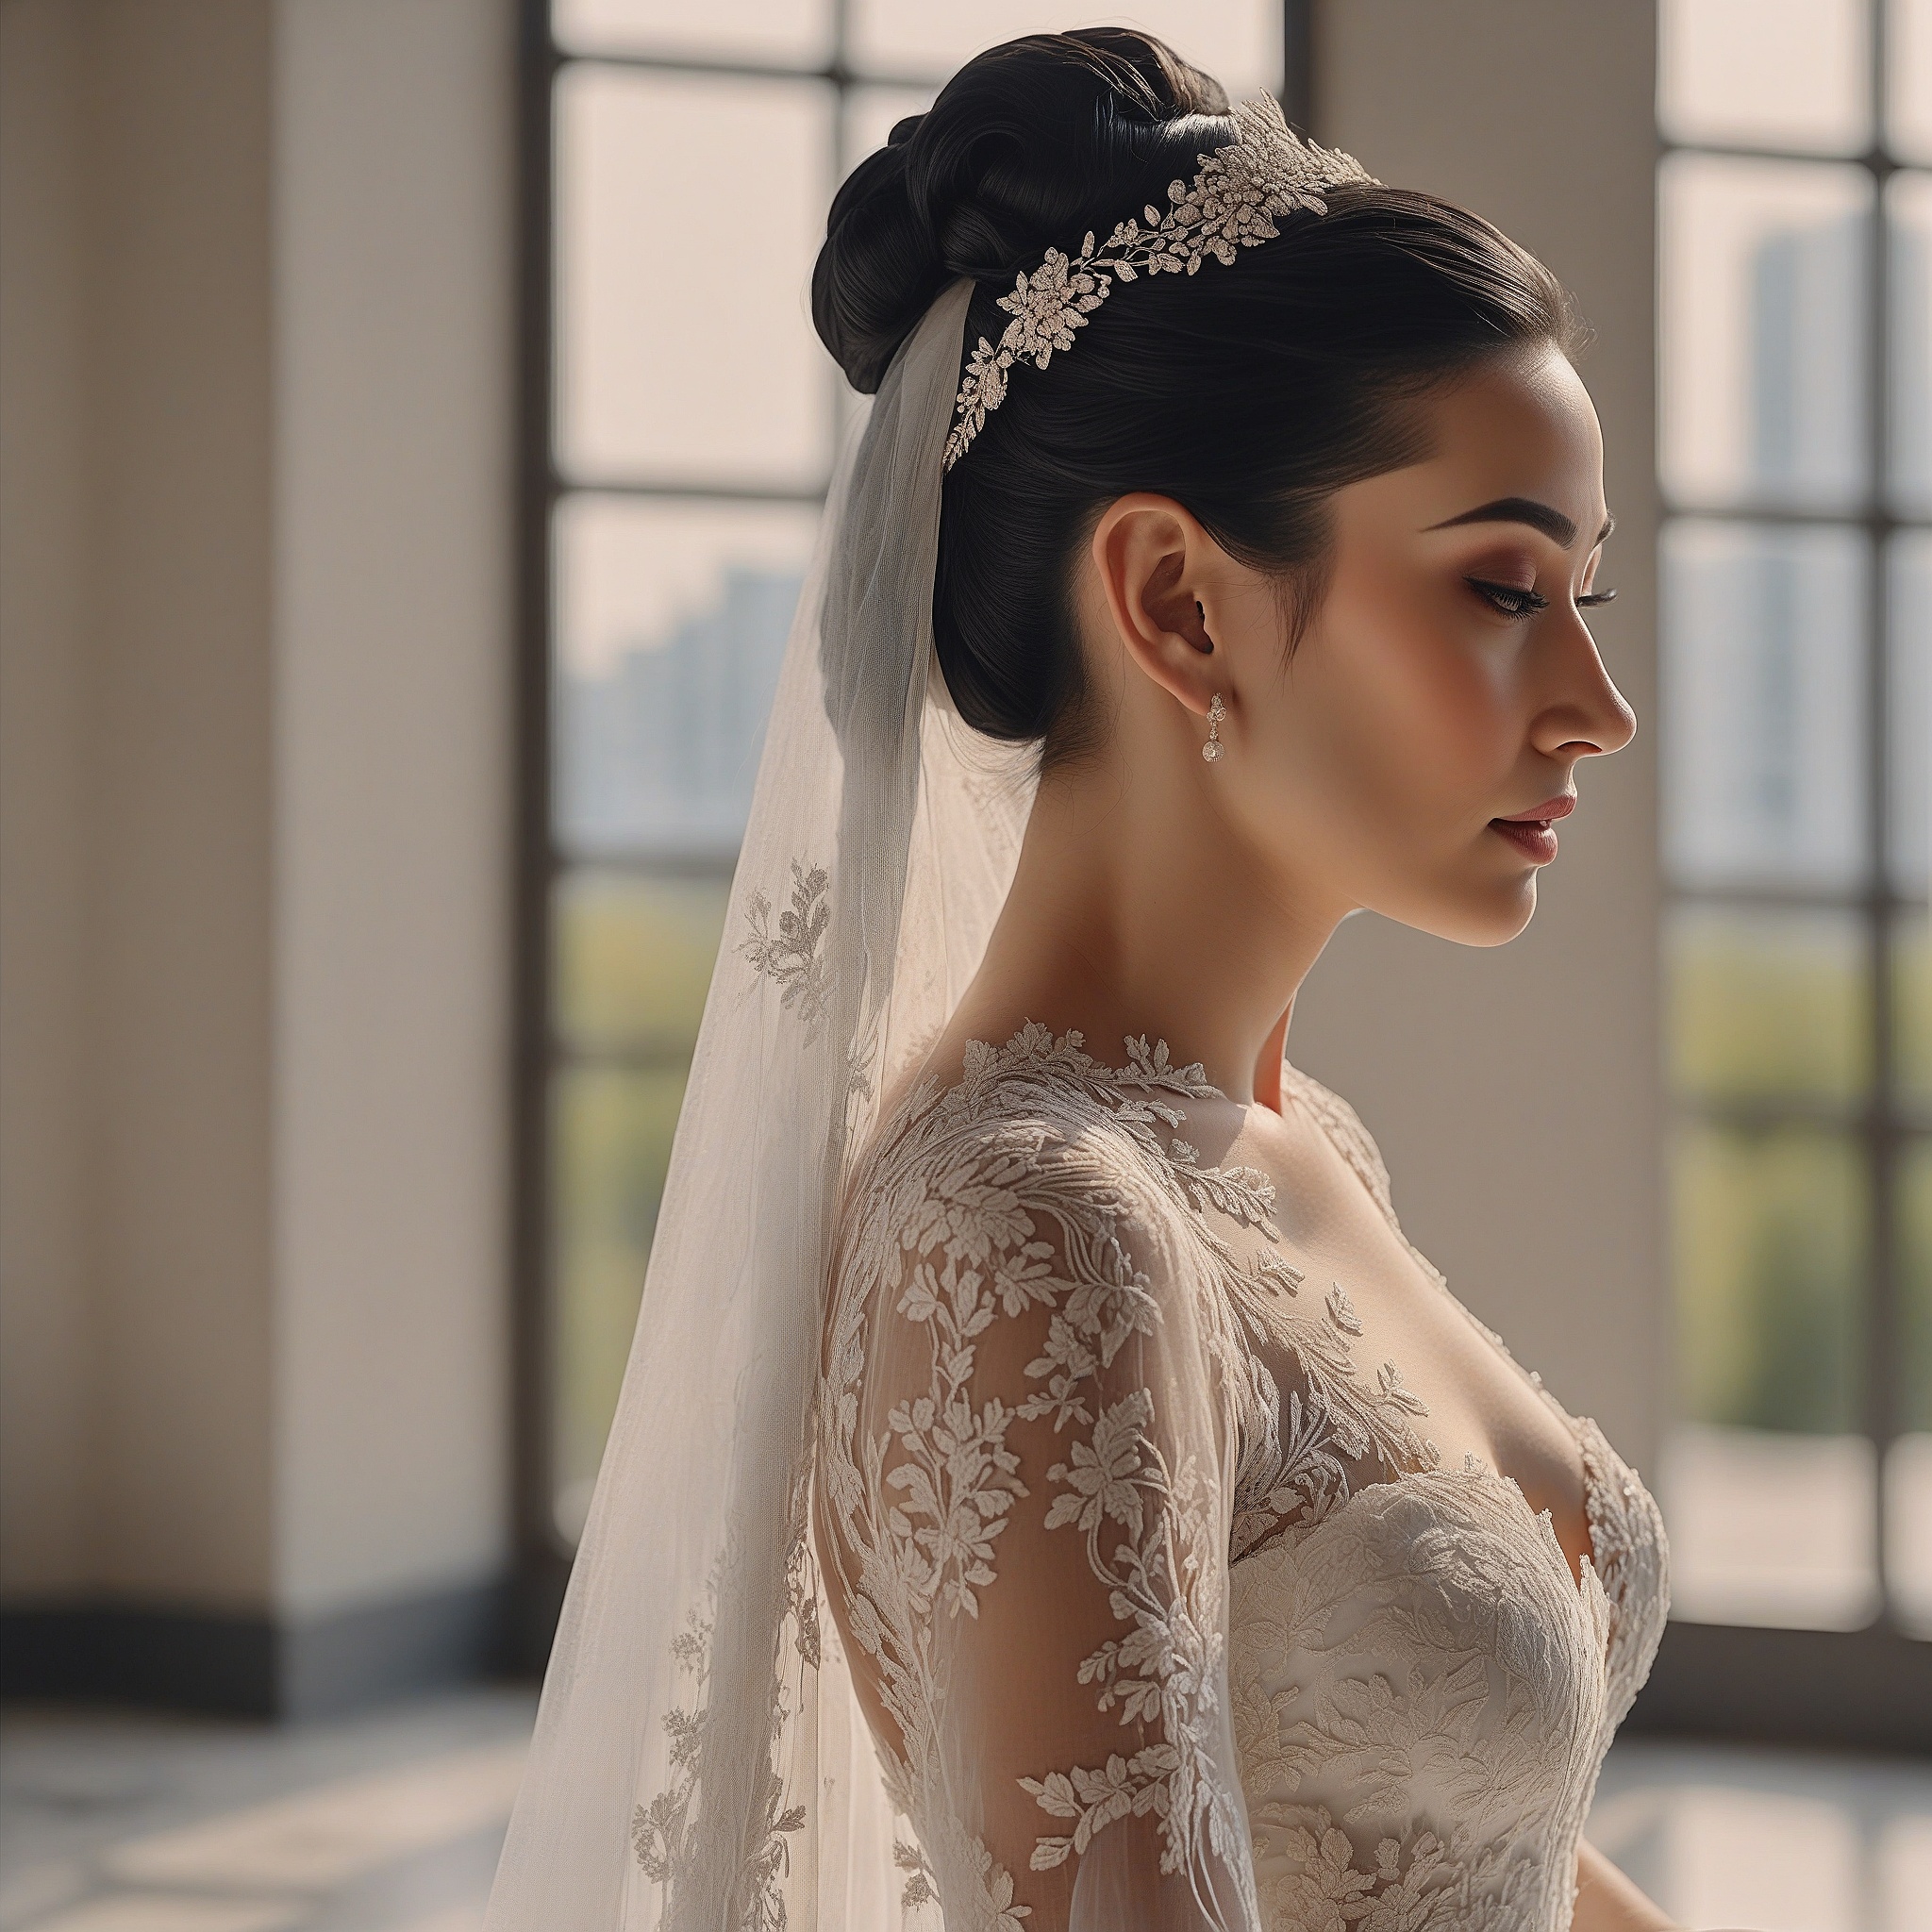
[[1202, 691, 1226, 762]]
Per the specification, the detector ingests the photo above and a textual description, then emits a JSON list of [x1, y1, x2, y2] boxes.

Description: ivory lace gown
[[816, 1023, 1669, 1932]]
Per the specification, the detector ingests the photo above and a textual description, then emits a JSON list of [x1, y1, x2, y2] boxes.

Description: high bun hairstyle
[[812, 28, 1580, 773]]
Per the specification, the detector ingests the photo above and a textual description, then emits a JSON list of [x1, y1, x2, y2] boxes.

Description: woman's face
[[1206, 344, 1636, 946]]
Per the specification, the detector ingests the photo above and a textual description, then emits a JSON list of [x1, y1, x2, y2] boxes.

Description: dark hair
[[812, 28, 1581, 771]]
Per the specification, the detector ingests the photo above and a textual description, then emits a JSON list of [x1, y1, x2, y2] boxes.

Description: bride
[[489, 28, 1678, 1932]]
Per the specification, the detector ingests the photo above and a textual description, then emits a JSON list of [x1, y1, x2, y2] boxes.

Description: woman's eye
[[1467, 577, 1549, 618], [1577, 588, 1618, 607]]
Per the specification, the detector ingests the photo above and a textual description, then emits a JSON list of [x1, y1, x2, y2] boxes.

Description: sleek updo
[[812, 29, 1580, 772]]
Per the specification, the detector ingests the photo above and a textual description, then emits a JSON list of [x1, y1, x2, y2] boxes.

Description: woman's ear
[[1090, 494, 1221, 717]]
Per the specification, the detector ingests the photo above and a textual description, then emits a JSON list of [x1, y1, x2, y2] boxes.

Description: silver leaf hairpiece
[[942, 94, 1376, 471]]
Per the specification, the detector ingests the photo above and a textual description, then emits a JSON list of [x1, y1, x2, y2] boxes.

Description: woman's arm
[[1574, 1839, 1680, 1932], [827, 1157, 1260, 1930]]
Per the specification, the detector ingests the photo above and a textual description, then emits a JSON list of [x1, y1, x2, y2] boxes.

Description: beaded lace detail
[[816, 1024, 1669, 1931]]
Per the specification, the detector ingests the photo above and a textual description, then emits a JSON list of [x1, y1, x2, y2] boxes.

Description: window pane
[[1674, 1122, 1869, 1437], [551, 1062, 690, 1542], [1893, 174, 1932, 514], [1668, 906, 1870, 1106], [1900, 914, 1932, 1103], [1892, 0, 1932, 163], [553, 0, 831, 64], [1894, 534, 1931, 898], [1893, 1141, 1932, 1630], [1663, 520, 1870, 890], [555, 68, 834, 486], [1904, 1138, 1932, 1432], [848, 2, 1279, 97], [554, 495, 817, 859], [1669, 1121, 1876, 1627], [1663, 1424, 1879, 1628], [1660, 155, 1873, 509], [554, 871, 729, 1057], [1659, 0, 1872, 155]]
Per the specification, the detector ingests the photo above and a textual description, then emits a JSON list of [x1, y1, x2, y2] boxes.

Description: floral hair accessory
[[941, 95, 1375, 471]]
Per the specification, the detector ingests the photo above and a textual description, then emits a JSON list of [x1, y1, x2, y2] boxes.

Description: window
[[1658, 0, 1931, 1635], [515, 2, 1290, 1568]]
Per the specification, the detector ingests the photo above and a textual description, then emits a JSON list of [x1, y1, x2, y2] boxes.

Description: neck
[[959, 750, 1350, 1108]]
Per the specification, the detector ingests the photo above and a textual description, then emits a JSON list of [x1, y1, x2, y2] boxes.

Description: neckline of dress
[[949, 1023, 1618, 1609], [1240, 1451, 1610, 1616]]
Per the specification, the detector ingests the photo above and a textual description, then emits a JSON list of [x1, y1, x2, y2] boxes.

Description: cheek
[[1291, 573, 1517, 824]]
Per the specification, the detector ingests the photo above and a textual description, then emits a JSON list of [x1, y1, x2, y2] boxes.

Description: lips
[[1497, 794, 1576, 824], [1489, 793, 1574, 865]]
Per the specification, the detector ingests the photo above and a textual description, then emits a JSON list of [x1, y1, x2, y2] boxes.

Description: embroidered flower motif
[[943, 98, 1374, 468], [1045, 1391, 1153, 1536], [633, 1491, 819, 1928], [1263, 1808, 1377, 1931], [739, 859, 832, 1035]]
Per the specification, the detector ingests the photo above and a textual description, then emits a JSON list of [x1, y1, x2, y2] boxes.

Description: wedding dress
[[818, 1023, 1669, 1931]]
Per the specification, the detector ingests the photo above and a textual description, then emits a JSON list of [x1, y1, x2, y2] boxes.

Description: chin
[[1397, 873, 1540, 949], [1470, 875, 1541, 946]]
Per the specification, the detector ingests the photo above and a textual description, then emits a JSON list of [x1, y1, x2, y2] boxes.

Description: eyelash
[[1466, 577, 1619, 618]]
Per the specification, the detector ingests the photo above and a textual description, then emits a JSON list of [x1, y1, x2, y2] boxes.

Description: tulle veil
[[486, 279, 1038, 1928]]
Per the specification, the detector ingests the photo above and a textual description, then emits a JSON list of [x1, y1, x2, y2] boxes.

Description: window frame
[[1656, 0, 1930, 1647]]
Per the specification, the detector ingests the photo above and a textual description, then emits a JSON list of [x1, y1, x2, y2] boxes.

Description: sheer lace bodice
[[815, 1024, 1668, 1931]]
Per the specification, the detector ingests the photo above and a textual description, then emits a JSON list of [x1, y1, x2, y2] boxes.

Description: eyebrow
[[1424, 496, 1615, 549]]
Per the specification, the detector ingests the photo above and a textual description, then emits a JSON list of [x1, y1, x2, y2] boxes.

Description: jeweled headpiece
[[943, 95, 1375, 470]]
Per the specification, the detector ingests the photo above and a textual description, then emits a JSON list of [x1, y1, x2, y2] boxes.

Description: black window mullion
[[1861, 0, 1904, 1629], [514, 0, 564, 1612]]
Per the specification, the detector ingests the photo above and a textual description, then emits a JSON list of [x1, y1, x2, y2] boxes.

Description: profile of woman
[[488, 27, 1676, 1932]]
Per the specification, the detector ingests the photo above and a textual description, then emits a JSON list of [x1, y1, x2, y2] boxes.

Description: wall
[[0, 0, 516, 1713], [0, 0, 95, 1600], [1292, 0, 1667, 1472], [273, 0, 514, 1622]]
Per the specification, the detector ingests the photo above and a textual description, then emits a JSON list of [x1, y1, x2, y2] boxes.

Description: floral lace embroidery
[[632, 1477, 818, 1929], [1224, 1261, 1441, 1565], [822, 1025, 1267, 1926], [1275, 1063, 1671, 1714], [1023, 1403, 1236, 1879], [820, 1024, 1671, 1932], [1226, 1064, 1670, 1932], [739, 859, 833, 1035]]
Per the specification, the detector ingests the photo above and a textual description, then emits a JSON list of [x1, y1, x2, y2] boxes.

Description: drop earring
[[1202, 691, 1226, 763]]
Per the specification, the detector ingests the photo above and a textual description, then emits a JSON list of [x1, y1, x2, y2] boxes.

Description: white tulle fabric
[[487, 279, 1042, 1932], [486, 275, 1669, 1932]]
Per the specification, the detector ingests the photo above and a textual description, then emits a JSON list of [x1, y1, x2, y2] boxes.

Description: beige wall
[[273, 0, 514, 1618], [1292, 0, 1667, 1470], [91, 0, 281, 1610], [0, 0, 514, 1627]]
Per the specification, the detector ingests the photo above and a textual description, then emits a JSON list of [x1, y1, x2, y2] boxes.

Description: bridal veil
[[486, 280, 1038, 1929]]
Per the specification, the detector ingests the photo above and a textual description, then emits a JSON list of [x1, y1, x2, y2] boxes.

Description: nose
[[1530, 610, 1637, 761]]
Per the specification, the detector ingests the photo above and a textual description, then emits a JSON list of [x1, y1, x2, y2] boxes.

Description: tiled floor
[[0, 1691, 533, 1932], [1, 1690, 1926, 1930]]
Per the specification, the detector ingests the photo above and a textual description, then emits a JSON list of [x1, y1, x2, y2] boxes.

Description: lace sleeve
[[819, 1108, 1260, 1932]]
